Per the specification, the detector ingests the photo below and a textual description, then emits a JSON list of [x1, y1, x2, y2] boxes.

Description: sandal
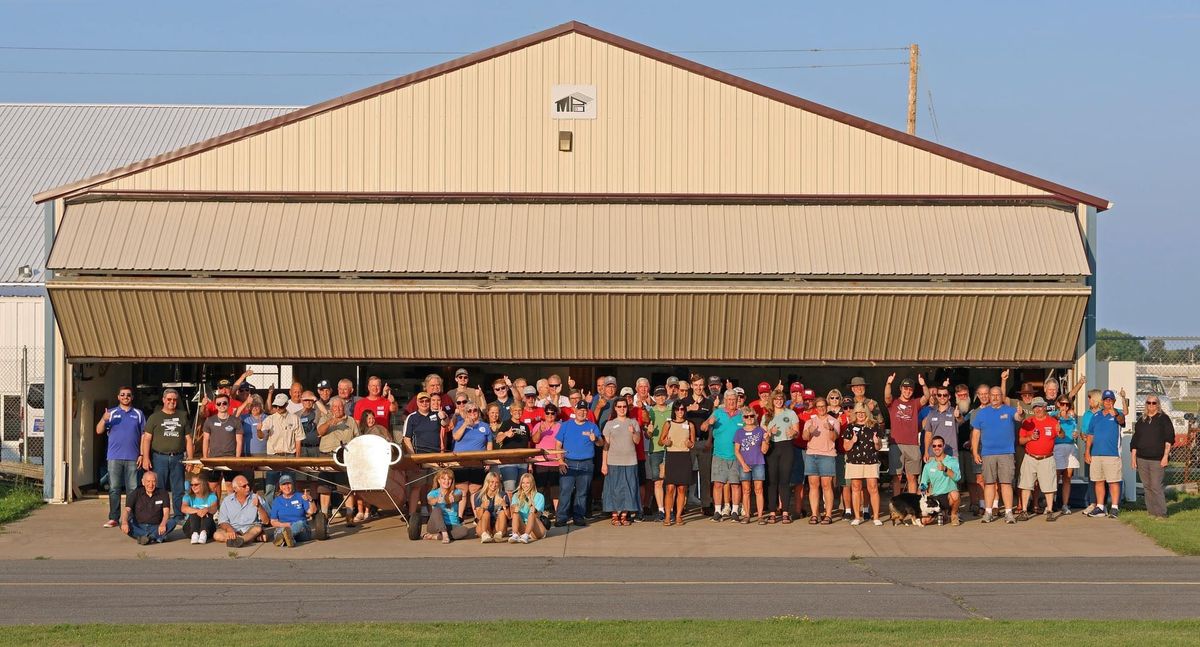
[[611, 514, 620, 526], [820, 515, 832, 525], [675, 517, 686, 526], [663, 520, 673, 527], [809, 515, 819, 525], [739, 516, 749, 524], [619, 513, 631, 526], [422, 532, 438, 541], [757, 516, 767, 525], [781, 513, 793, 524], [441, 536, 451, 544], [766, 513, 777, 524]]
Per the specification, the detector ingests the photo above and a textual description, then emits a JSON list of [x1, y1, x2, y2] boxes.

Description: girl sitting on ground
[[508, 472, 547, 543], [474, 471, 509, 544], [424, 468, 472, 544]]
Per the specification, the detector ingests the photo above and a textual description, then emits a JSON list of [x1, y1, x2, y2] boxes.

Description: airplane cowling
[[333, 435, 403, 492]]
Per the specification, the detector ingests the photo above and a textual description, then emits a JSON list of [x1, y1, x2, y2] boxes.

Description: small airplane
[[187, 434, 562, 540]]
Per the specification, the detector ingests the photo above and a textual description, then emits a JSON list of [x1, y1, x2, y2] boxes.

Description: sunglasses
[[456, 399, 468, 405], [418, 397, 430, 402], [456, 375, 469, 379], [931, 444, 944, 448], [742, 415, 757, 420], [1146, 400, 1160, 405], [936, 394, 949, 398], [614, 405, 628, 409], [828, 396, 841, 401], [494, 386, 508, 391], [190, 483, 202, 487], [216, 402, 229, 407], [549, 383, 562, 388]]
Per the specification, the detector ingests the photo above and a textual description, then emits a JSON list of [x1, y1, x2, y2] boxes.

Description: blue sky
[[3, 1, 1195, 335]]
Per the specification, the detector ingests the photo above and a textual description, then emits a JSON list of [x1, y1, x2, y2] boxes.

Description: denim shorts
[[646, 451, 666, 480], [711, 456, 742, 484], [804, 453, 836, 477], [738, 463, 766, 482]]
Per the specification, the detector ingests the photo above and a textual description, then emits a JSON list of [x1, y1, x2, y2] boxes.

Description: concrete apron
[[0, 498, 1172, 560]]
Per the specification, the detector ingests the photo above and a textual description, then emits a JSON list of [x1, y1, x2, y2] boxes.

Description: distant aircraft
[[188, 434, 561, 539]]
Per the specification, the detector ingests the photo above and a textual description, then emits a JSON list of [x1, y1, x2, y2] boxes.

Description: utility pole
[[907, 43, 919, 135]]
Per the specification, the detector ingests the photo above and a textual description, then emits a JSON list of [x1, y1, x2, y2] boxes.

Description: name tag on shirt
[[1000, 414, 1009, 420], [944, 420, 954, 427]]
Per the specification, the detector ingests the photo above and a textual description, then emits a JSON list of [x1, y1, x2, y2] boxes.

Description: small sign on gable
[[551, 84, 597, 120]]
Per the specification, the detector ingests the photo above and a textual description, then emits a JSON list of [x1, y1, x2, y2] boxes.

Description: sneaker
[[518, 534, 530, 544], [1060, 506, 1073, 516], [1086, 507, 1107, 518], [1004, 511, 1016, 524], [981, 512, 995, 524], [480, 531, 492, 544], [136, 535, 151, 546], [573, 518, 589, 528], [1016, 512, 1031, 522], [712, 511, 723, 523], [227, 536, 245, 548], [354, 512, 368, 523], [273, 530, 286, 547], [1046, 512, 1057, 522], [103, 520, 119, 528], [654, 510, 666, 522], [1107, 509, 1120, 519], [311, 512, 328, 541], [341, 508, 357, 528], [951, 517, 962, 526], [281, 526, 295, 548], [850, 519, 862, 527], [190, 532, 200, 545], [872, 519, 883, 526], [729, 510, 741, 522], [843, 509, 854, 521], [198, 530, 208, 544], [507, 533, 519, 544]]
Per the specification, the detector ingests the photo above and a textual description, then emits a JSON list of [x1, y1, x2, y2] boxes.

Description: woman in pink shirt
[[802, 398, 841, 525], [531, 404, 562, 516]]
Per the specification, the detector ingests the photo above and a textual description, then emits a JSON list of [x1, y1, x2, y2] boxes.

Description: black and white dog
[[888, 493, 942, 526]]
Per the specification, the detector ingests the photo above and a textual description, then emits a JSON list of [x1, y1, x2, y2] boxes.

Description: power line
[[725, 61, 908, 71], [0, 44, 909, 56], [0, 61, 911, 78], [926, 88, 943, 142]]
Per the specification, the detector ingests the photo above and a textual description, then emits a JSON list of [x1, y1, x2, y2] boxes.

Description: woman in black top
[[496, 402, 532, 493], [841, 404, 884, 526]]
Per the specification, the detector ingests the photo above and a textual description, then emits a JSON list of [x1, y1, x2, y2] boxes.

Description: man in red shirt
[[750, 382, 772, 417], [1017, 397, 1061, 521], [884, 374, 930, 495], [352, 376, 398, 432]]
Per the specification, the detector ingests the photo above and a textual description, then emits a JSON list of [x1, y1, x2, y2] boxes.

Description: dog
[[888, 493, 942, 526]]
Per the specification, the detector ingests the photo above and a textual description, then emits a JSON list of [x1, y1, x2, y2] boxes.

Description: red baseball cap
[[789, 382, 803, 393], [802, 388, 817, 401], [757, 381, 772, 394]]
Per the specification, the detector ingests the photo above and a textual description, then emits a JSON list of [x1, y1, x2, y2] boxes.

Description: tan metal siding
[[51, 201, 1089, 278], [92, 34, 1044, 197], [48, 278, 1087, 364]]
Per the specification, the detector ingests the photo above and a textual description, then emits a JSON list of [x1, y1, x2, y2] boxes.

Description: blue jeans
[[557, 459, 593, 523], [107, 459, 139, 522], [278, 519, 311, 543], [150, 452, 186, 520], [498, 465, 524, 492], [128, 518, 177, 543]]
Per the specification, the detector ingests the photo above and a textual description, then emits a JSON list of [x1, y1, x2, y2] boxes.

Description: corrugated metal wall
[[92, 33, 1043, 197], [51, 201, 1090, 278], [47, 279, 1088, 364], [0, 297, 45, 350]]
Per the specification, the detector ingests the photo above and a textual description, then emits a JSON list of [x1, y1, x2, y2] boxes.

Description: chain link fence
[[1103, 335, 1200, 487], [0, 346, 45, 465]]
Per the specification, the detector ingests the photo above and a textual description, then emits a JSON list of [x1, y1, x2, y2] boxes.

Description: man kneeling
[[918, 436, 962, 526], [121, 471, 177, 544], [213, 475, 269, 547], [269, 474, 317, 547]]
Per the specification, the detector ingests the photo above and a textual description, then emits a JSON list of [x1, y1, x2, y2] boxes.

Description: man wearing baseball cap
[[681, 373, 715, 514], [200, 370, 252, 420], [259, 393, 304, 499], [315, 380, 334, 409], [750, 381, 773, 417], [883, 374, 931, 495], [268, 474, 317, 547], [1085, 389, 1127, 518], [847, 377, 879, 417], [1017, 398, 1061, 521], [707, 375, 723, 401], [446, 368, 486, 410]]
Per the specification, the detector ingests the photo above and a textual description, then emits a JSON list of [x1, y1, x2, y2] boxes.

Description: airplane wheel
[[407, 511, 422, 541]]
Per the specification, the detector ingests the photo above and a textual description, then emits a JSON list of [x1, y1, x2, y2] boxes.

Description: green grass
[[1120, 491, 1200, 555], [3, 621, 1200, 646], [0, 480, 43, 528], [1172, 399, 1199, 414]]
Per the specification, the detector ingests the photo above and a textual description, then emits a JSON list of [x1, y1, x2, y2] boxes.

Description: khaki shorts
[[1019, 455, 1057, 491], [981, 454, 1015, 484], [844, 462, 880, 480], [1089, 455, 1123, 483], [897, 444, 922, 476]]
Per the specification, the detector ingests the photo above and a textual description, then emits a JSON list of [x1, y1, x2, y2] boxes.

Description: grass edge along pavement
[[7, 620, 1200, 646], [0, 480, 43, 528], [1119, 491, 1200, 555]]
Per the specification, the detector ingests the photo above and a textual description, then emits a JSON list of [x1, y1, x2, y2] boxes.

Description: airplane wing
[[186, 456, 342, 472], [408, 447, 562, 468]]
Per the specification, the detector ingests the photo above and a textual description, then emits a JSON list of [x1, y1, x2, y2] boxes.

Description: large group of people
[[95, 366, 1178, 547]]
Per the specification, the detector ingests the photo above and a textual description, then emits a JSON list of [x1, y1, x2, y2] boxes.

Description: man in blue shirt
[[555, 405, 603, 526], [96, 386, 146, 528], [269, 474, 316, 547], [1085, 389, 1127, 518], [702, 390, 744, 522], [971, 386, 1023, 524]]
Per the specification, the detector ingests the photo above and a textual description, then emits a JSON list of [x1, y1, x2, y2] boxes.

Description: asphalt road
[[3, 557, 1198, 623]]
